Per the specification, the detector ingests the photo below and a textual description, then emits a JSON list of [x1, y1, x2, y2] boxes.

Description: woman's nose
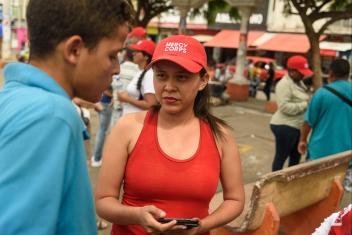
[[164, 79, 176, 91]]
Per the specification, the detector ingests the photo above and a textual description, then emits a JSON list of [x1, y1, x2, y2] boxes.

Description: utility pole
[[225, 0, 262, 101], [171, 0, 208, 35]]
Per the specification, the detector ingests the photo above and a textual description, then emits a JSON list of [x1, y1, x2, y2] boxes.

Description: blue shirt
[[0, 63, 97, 235], [304, 80, 352, 160], [100, 86, 112, 104]]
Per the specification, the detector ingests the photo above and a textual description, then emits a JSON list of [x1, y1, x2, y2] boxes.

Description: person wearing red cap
[[95, 35, 245, 235], [118, 39, 157, 115], [128, 26, 147, 44], [270, 55, 312, 171]]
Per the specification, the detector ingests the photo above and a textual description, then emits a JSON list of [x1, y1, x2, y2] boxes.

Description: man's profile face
[[289, 69, 304, 83], [72, 23, 129, 102]]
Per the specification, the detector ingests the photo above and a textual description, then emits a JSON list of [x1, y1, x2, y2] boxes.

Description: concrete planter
[[226, 82, 249, 101]]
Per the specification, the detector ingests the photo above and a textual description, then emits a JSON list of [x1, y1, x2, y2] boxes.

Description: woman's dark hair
[[152, 68, 231, 140], [193, 68, 231, 140], [136, 51, 152, 100]]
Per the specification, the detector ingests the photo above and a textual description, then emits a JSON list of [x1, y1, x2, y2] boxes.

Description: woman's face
[[132, 50, 147, 66], [153, 60, 208, 114]]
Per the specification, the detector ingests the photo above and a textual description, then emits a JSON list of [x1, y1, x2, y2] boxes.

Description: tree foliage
[[127, 0, 173, 27], [190, 0, 239, 25], [284, 0, 352, 89]]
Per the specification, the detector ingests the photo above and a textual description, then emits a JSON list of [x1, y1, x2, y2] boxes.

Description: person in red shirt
[[95, 35, 245, 235]]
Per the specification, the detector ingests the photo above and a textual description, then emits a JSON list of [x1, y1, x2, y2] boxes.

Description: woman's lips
[[163, 96, 178, 104]]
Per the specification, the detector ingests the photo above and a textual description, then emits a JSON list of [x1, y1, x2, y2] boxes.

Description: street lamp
[[171, 0, 208, 35], [225, 0, 262, 101]]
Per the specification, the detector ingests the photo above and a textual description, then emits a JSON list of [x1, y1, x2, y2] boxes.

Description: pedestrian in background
[[270, 55, 312, 171], [95, 35, 244, 235], [91, 87, 113, 167], [298, 58, 352, 191], [110, 48, 140, 127], [249, 63, 261, 98], [73, 97, 103, 157], [127, 26, 147, 44], [0, 0, 133, 234], [110, 74, 124, 128], [118, 39, 157, 115], [263, 62, 275, 101]]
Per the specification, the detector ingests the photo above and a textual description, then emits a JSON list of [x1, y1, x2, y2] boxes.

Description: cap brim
[[128, 44, 141, 51], [298, 68, 313, 77], [147, 55, 203, 73]]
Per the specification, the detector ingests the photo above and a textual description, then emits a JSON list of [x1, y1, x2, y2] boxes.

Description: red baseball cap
[[148, 35, 207, 73], [128, 27, 146, 38], [129, 39, 156, 57], [287, 55, 313, 77]]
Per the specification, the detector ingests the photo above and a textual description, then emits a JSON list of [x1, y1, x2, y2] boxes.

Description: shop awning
[[203, 30, 264, 48], [255, 33, 311, 53], [255, 33, 327, 53]]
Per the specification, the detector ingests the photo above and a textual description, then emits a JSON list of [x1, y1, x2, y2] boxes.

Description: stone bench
[[209, 150, 352, 235]]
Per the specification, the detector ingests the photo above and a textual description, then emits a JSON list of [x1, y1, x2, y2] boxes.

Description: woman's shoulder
[[117, 111, 148, 128], [111, 111, 150, 152], [205, 120, 235, 159]]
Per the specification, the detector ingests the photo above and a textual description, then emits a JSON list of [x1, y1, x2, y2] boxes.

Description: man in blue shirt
[[0, 0, 133, 234], [298, 59, 352, 193], [298, 59, 352, 160]]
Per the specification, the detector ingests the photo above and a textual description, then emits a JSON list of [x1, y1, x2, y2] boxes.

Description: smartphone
[[157, 218, 199, 229]]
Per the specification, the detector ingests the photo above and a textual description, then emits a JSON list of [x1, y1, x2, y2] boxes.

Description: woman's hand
[[137, 206, 187, 234], [162, 220, 202, 235], [117, 91, 130, 103]]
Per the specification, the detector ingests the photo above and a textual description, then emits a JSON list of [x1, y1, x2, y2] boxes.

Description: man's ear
[[62, 35, 85, 65], [198, 72, 209, 91]]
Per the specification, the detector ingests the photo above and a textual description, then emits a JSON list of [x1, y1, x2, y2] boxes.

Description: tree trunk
[[307, 32, 322, 90]]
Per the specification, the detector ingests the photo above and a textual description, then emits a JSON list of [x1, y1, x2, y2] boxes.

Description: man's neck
[[30, 58, 73, 98]]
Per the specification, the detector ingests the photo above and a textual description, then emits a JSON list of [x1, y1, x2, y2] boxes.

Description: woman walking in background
[[118, 39, 157, 115]]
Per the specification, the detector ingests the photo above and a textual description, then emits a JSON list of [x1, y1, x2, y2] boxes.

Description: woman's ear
[[198, 72, 209, 91], [61, 35, 85, 65]]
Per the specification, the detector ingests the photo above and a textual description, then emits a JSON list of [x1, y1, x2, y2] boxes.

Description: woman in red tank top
[[95, 35, 245, 235]]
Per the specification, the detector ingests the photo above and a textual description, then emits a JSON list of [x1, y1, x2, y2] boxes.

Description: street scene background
[[0, 0, 351, 234]]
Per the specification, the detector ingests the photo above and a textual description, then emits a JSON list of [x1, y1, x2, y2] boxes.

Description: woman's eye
[[177, 75, 188, 81], [156, 73, 166, 80]]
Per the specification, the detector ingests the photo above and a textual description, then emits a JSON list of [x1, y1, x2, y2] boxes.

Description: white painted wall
[[267, 0, 352, 35]]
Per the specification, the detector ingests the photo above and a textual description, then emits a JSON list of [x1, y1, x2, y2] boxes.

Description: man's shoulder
[[275, 75, 290, 91], [0, 86, 78, 132]]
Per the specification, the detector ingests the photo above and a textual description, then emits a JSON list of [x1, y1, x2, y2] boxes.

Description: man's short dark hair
[[330, 59, 350, 79], [26, 0, 134, 59]]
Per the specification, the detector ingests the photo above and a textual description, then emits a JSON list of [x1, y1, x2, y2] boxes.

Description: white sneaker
[[91, 156, 102, 167]]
